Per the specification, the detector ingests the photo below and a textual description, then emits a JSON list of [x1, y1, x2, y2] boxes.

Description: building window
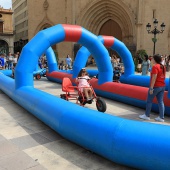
[[0, 22, 3, 33]]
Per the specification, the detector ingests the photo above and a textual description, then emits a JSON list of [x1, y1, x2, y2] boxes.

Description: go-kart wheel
[[35, 74, 41, 80], [60, 94, 67, 100], [96, 98, 107, 112], [78, 96, 86, 105]]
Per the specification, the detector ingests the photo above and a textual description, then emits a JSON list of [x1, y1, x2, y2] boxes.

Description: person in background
[[38, 57, 43, 69], [165, 55, 170, 72], [148, 56, 152, 61], [13, 54, 18, 68], [112, 55, 118, 68], [0, 54, 5, 69], [137, 55, 143, 73], [65, 54, 72, 69], [161, 55, 165, 65], [7, 52, 14, 70], [3, 53, 7, 69], [59, 60, 64, 70], [139, 54, 166, 122], [141, 54, 150, 75], [16, 52, 20, 62], [88, 57, 95, 65], [76, 68, 93, 101], [12, 54, 18, 78]]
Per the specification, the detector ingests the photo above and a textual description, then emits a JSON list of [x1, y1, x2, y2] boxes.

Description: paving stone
[[0, 166, 6, 170], [10, 133, 51, 150], [0, 140, 19, 157], [23, 122, 51, 133], [44, 139, 80, 156], [0, 125, 30, 139], [41, 158, 83, 170], [15, 114, 41, 126], [0, 151, 39, 170], [37, 129, 64, 142], [24, 144, 62, 164], [27, 164, 47, 170], [1, 103, 27, 114], [0, 135, 6, 142]]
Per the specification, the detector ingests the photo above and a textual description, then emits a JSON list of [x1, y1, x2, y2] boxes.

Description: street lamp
[[146, 19, 165, 55]]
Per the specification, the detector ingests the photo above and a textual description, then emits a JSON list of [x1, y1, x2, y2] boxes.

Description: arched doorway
[[77, 0, 135, 49], [0, 40, 9, 55], [99, 19, 122, 41]]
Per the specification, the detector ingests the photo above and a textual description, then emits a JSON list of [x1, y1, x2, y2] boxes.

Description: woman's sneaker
[[139, 114, 150, 120], [155, 117, 164, 122]]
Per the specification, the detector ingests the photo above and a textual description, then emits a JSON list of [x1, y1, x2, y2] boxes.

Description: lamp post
[[146, 19, 165, 55]]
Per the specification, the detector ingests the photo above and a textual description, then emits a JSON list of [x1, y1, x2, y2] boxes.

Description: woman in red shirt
[[139, 54, 166, 122]]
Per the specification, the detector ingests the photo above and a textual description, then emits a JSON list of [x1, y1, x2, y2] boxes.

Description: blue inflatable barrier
[[0, 69, 12, 76]]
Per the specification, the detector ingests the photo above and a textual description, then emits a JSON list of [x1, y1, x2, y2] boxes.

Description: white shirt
[[13, 58, 17, 63], [77, 76, 90, 88]]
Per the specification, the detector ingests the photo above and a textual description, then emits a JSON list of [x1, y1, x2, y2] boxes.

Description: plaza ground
[[0, 70, 170, 170]]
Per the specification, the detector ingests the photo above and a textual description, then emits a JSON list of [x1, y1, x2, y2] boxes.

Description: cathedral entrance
[[99, 19, 122, 41]]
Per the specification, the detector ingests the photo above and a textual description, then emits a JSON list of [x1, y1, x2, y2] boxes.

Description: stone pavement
[[0, 75, 170, 170]]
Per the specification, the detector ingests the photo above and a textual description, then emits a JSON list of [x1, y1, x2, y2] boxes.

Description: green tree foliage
[[134, 49, 148, 71]]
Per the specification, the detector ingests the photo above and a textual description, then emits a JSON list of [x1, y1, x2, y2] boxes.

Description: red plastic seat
[[62, 77, 75, 92]]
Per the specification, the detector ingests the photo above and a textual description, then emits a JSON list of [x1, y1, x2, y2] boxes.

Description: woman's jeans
[[145, 86, 165, 118], [8, 62, 13, 70]]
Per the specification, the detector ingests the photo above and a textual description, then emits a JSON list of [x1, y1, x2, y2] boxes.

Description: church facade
[[12, 0, 170, 60]]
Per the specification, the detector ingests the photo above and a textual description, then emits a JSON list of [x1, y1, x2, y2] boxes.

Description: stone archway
[[77, 0, 135, 46], [0, 39, 9, 55]]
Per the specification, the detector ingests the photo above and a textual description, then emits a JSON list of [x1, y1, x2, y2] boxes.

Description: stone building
[[12, 0, 170, 60], [0, 6, 13, 54]]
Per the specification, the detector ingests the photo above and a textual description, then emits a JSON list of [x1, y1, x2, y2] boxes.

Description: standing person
[[16, 52, 20, 62], [161, 55, 165, 65], [112, 56, 118, 68], [141, 54, 150, 75], [0, 54, 5, 69], [3, 53, 7, 69], [139, 54, 166, 122], [7, 52, 14, 70], [13, 54, 18, 68], [65, 54, 72, 69], [38, 57, 43, 69], [137, 56, 143, 73], [165, 55, 170, 72], [12, 54, 18, 77], [76, 68, 93, 101], [59, 60, 64, 70]]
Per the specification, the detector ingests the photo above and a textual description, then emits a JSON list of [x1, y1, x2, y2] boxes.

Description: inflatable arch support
[[73, 36, 169, 90], [0, 24, 170, 170], [73, 35, 134, 78], [15, 24, 113, 88]]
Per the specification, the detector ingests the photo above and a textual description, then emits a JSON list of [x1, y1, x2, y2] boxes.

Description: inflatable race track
[[0, 24, 170, 170]]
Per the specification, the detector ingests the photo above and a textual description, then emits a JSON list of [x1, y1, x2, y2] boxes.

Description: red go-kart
[[60, 77, 107, 112]]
